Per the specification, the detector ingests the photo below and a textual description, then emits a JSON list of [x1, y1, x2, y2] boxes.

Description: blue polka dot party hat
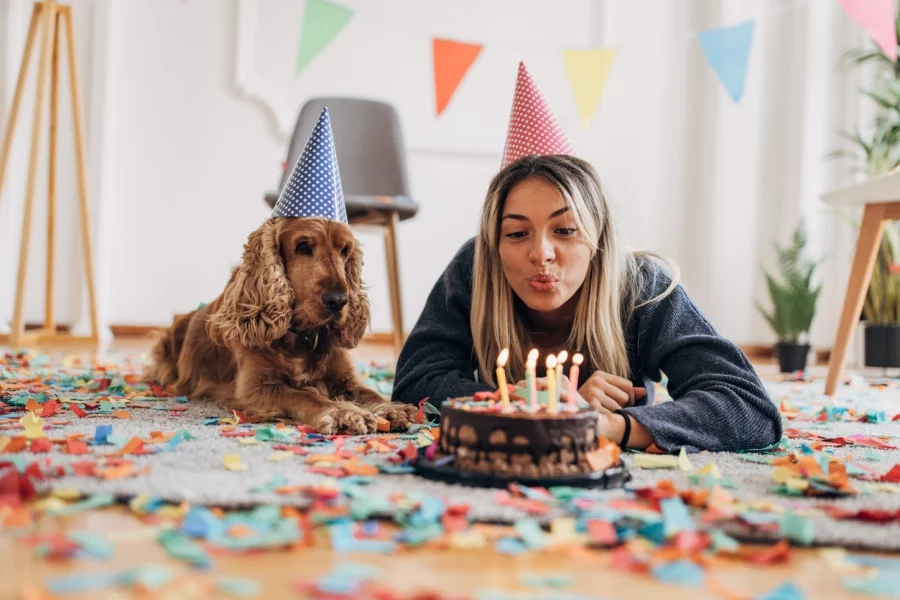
[[271, 107, 348, 223]]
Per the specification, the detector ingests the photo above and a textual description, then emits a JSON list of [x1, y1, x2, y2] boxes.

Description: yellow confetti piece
[[786, 478, 809, 493], [106, 527, 166, 543], [51, 488, 83, 501], [223, 454, 248, 472], [448, 530, 487, 549], [266, 451, 295, 462], [129, 493, 157, 515], [772, 466, 797, 484], [697, 462, 721, 479], [238, 438, 259, 446], [549, 517, 579, 542], [0, 436, 9, 453], [678, 447, 693, 471], [634, 454, 679, 469], [219, 416, 239, 427], [32, 497, 68, 513], [21, 411, 45, 439]]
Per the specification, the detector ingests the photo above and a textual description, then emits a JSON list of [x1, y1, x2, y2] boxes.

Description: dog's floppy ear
[[337, 244, 370, 348], [209, 219, 293, 348]]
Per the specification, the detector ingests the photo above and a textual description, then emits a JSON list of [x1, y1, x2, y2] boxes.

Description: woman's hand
[[578, 371, 646, 411]]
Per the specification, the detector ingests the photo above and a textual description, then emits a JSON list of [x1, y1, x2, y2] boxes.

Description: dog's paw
[[372, 403, 417, 430], [317, 404, 378, 435]]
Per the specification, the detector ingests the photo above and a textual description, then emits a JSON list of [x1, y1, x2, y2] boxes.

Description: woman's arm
[[622, 263, 783, 452], [391, 240, 493, 406]]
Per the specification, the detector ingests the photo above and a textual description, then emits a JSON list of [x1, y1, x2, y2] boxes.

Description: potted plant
[[756, 221, 823, 373], [837, 9, 900, 367], [861, 225, 900, 367]]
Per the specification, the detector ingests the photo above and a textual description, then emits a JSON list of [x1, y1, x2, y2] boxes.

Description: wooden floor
[[0, 337, 885, 599]]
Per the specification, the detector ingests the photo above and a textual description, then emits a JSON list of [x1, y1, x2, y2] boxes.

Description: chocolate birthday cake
[[431, 394, 620, 479]]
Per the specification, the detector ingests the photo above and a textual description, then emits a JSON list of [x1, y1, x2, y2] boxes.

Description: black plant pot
[[775, 342, 810, 373], [864, 324, 900, 368]]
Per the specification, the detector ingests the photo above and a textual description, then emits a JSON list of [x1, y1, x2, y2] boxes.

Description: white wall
[[0, 0, 878, 350]]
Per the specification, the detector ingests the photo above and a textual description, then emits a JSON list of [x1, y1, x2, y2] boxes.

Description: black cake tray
[[413, 455, 631, 490]]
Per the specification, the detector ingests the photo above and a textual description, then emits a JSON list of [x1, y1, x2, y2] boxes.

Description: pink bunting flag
[[839, 0, 898, 61]]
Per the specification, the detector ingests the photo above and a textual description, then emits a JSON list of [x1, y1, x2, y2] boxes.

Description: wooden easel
[[0, 0, 98, 348]]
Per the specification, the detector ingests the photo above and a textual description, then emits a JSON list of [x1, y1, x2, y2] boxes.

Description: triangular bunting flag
[[433, 38, 483, 116], [563, 49, 617, 128], [296, 0, 354, 75], [272, 107, 348, 223], [839, 0, 898, 61], [697, 21, 755, 103]]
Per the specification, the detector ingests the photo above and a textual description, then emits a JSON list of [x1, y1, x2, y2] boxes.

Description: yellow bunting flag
[[563, 49, 616, 128]]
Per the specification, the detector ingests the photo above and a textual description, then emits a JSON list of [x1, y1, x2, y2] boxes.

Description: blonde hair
[[471, 155, 679, 386]]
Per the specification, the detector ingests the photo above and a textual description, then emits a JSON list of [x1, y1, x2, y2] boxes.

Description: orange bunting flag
[[432, 38, 483, 116]]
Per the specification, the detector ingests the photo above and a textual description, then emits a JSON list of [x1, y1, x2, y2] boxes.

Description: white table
[[822, 170, 900, 395]]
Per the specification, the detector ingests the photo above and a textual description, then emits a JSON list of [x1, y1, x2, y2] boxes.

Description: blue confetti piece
[[651, 560, 704, 587], [754, 580, 805, 600], [68, 531, 115, 560], [660, 497, 695, 537], [843, 571, 900, 596], [45, 572, 119, 594], [495, 536, 529, 555], [515, 519, 548, 549], [175, 396, 189, 403], [92, 424, 112, 445]]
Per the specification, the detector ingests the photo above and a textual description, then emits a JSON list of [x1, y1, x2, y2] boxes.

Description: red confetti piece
[[66, 439, 89, 455], [70, 404, 88, 418], [880, 464, 900, 483], [416, 397, 430, 425], [29, 439, 52, 453], [587, 519, 618, 547], [40, 400, 59, 418]]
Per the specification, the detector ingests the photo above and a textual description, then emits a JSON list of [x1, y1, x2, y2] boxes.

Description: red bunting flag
[[432, 38, 482, 116]]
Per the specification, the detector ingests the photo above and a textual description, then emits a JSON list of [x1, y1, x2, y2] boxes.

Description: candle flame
[[546, 355, 557, 369], [573, 353, 584, 366], [496, 348, 509, 367], [527, 348, 539, 365], [556, 351, 568, 365]]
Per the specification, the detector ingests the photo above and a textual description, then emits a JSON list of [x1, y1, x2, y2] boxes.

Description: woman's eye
[[556, 228, 577, 236], [505, 231, 527, 240], [341, 245, 350, 258], [296, 241, 313, 255]]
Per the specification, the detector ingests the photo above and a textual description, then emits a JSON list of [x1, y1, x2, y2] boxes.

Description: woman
[[391, 154, 782, 453]]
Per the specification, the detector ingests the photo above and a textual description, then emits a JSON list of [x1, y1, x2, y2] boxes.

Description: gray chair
[[265, 98, 419, 355]]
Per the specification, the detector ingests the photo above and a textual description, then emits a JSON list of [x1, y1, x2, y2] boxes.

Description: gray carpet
[[4, 354, 900, 551]]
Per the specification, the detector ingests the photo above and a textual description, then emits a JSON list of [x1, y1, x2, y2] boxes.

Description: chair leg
[[383, 212, 404, 356], [825, 203, 888, 395]]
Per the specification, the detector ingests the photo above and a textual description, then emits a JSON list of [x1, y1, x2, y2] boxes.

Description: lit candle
[[568, 353, 583, 410], [526, 349, 539, 410], [496, 348, 510, 408], [555, 351, 568, 408], [546, 354, 557, 413]]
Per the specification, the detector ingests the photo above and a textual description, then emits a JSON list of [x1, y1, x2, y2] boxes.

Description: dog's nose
[[322, 290, 348, 312]]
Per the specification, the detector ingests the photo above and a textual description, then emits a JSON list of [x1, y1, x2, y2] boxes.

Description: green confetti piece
[[46, 494, 116, 517], [780, 510, 815, 546], [217, 576, 261, 597]]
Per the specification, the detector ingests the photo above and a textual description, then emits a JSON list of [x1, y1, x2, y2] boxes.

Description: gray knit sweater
[[391, 238, 782, 453]]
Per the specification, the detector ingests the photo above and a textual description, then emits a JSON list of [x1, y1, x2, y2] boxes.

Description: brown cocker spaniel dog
[[144, 217, 416, 434]]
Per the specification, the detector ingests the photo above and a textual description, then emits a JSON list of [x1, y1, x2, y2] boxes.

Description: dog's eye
[[296, 241, 313, 255], [341, 245, 350, 258]]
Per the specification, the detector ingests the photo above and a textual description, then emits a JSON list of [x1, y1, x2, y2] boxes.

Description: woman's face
[[498, 177, 592, 315]]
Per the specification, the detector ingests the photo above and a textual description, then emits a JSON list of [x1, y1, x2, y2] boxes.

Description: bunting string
[[292, 0, 895, 124]]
